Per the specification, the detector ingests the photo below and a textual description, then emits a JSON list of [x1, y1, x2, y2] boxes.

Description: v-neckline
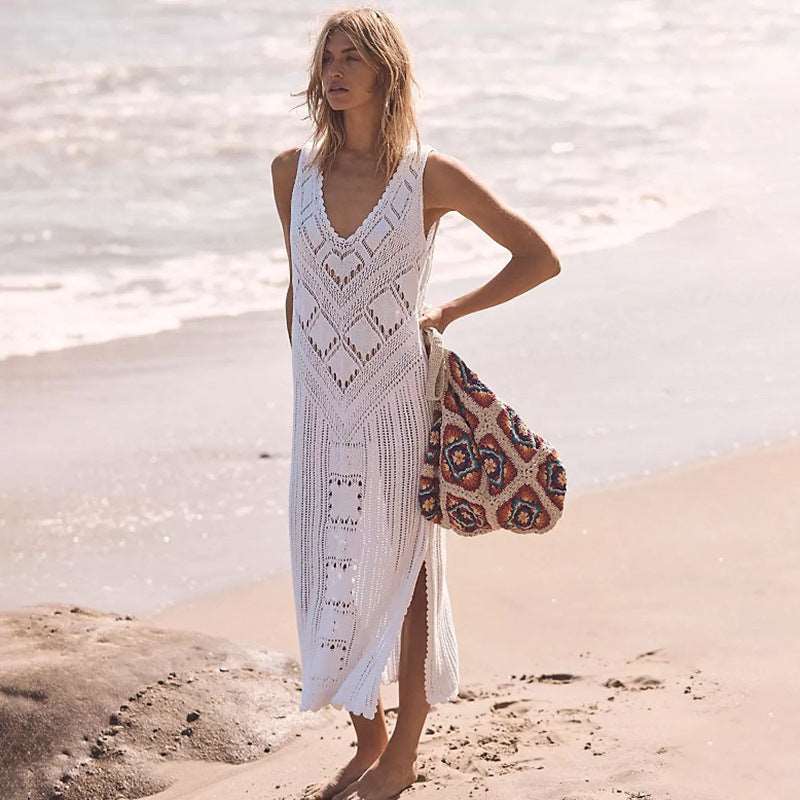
[[316, 143, 411, 245]]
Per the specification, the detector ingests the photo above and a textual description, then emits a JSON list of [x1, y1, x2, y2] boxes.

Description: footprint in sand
[[454, 686, 495, 702], [510, 671, 580, 684], [627, 647, 668, 663], [603, 675, 663, 691]]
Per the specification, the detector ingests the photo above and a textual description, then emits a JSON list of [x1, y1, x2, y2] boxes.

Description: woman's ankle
[[354, 734, 389, 761]]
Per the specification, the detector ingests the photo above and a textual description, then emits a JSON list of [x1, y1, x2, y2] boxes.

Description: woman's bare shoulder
[[270, 146, 303, 219], [422, 149, 477, 213], [271, 146, 302, 185], [425, 148, 471, 178]]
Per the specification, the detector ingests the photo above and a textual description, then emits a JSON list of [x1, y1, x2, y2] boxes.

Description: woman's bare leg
[[389, 559, 431, 761], [331, 561, 430, 799], [301, 699, 389, 799]]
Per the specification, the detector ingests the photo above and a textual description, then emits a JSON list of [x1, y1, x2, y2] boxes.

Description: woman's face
[[321, 29, 381, 110]]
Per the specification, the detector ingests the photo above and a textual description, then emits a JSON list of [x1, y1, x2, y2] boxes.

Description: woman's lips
[[329, 88, 348, 94]]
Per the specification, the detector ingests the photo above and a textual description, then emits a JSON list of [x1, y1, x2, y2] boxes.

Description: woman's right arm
[[270, 147, 302, 346]]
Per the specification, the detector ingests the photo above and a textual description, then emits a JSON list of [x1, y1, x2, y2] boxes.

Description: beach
[[2, 2, 799, 797], [147, 435, 800, 799], [3, 433, 796, 798]]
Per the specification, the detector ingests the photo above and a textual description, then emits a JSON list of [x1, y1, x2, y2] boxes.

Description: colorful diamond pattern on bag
[[444, 492, 491, 534], [476, 433, 517, 495], [441, 422, 483, 490], [418, 335, 567, 536]]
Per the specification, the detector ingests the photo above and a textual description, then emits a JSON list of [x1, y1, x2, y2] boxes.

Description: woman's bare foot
[[301, 745, 386, 800], [330, 748, 417, 800]]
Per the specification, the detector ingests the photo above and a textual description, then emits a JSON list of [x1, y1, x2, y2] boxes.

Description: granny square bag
[[418, 325, 567, 536]]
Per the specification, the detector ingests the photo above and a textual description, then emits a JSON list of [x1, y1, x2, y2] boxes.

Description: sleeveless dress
[[286, 138, 460, 720]]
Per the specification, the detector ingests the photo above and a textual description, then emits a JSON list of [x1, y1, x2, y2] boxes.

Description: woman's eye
[[321, 53, 359, 65]]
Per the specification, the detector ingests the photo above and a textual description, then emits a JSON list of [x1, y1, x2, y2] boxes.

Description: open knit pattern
[[287, 138, 460, 720]]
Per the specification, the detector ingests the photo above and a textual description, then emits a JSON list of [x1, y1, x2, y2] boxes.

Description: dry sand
[[145, 436, 799, 799]]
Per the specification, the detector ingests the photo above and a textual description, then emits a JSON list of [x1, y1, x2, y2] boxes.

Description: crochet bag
[[418, 325, 567, 536]]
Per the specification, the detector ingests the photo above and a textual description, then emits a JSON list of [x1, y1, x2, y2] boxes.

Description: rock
[[0, 603, 306, 800]]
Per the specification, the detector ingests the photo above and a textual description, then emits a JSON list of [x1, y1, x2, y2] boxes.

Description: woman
[[271, 8, 560, 800]]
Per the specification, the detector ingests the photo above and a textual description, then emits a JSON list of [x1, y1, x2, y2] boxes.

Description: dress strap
[[414, 143, 435, 180], [290, 141, 313, 226], [297, 140, 312, 174]]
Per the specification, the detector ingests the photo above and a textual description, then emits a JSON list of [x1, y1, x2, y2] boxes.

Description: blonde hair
[[295, 7, 422, 182]]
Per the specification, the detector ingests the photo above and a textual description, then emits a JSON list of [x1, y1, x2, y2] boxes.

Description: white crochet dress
[[287, 138, 460, 720]]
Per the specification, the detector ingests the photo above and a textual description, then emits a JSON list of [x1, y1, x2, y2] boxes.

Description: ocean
[[3, 0, 798, 360]]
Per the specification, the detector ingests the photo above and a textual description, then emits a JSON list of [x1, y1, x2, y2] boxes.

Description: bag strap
[[422, 325, 448, 402]]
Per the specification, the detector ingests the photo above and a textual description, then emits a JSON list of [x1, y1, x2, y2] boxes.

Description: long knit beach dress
[[287, 138, 460, 720]]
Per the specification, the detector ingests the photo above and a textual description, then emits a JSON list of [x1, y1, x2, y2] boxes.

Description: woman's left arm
[[422, 151, 561, 332]]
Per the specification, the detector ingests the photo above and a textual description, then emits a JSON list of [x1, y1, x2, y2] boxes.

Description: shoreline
[[2, 190, 799, 615], [0, 201, 712, 366]]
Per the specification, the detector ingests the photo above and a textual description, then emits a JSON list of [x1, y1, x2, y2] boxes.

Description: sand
[[145, 436, 799, 799], [5, 430, 795, 798]]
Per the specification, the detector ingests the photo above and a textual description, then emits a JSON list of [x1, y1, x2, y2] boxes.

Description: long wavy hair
[[295, 7, 422, 182]]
